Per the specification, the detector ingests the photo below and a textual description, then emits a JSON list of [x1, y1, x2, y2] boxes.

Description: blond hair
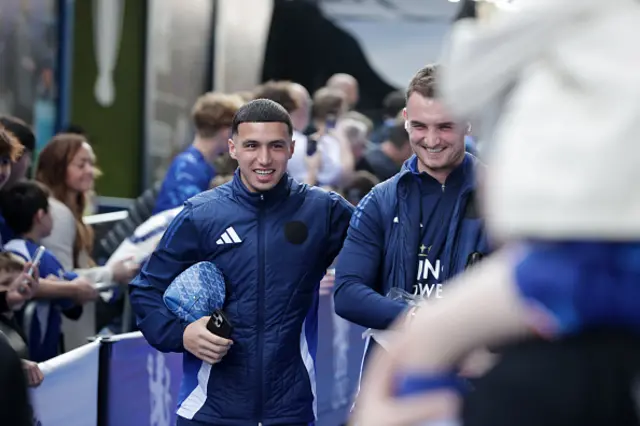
[[192, 93, 244, 138]]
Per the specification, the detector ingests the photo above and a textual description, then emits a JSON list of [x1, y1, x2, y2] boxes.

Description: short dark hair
[[0, 116, 35, 153], [311, 87, 346, 121], [231, 99, 293, 137], [406, 64, 439, 101], [253, 81, 297, 113], [382, 90, 406, 118], [388, 117, 409, 149], [343, 171, 379, 206], [0, 181, 50, 236]]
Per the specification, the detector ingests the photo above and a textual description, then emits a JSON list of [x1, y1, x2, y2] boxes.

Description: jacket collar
[[231, 168, 292, 208], [396, 153, 477, 197]]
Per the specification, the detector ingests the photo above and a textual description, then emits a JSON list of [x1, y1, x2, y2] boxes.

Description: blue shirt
[[0, 210, 14, 246], [4, 238, 77, 362], [412, 161, 465, 298], [153, 145, 216, 214]]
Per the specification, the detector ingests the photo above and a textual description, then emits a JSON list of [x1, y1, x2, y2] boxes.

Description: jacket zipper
[[256, 194, 266, 424]]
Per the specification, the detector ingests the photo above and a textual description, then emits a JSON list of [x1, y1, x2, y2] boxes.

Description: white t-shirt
[[288, 130, 343, 186], [107, 206, 184, 266]]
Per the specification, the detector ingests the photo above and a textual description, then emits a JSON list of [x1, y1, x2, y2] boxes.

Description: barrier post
[[97, 337, 114, 426]]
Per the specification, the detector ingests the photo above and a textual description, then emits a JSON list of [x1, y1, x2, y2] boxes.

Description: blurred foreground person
[[0, 337, 31, 426], [354, 0, 640, 425]]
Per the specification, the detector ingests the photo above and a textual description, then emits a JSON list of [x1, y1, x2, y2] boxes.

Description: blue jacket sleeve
[[129, 206, 202, 352], [324, 192, 355, 269], [153, 158, 213, 214], [333, 190, 407, 330]]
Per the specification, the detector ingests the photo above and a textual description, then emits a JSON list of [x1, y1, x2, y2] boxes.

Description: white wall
[[320, 0, 457, 88], [213, 0, 274, 93]]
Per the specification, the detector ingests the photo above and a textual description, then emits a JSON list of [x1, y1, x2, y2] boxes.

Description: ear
[[403, 108, 409, 131], [289, 138, 295, 159], [228, 138, 237, 160], [34, 209, 45, 224]]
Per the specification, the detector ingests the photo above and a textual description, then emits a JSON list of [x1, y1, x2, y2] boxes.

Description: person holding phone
[[0, 259, 38, 314], [0, 181, 98, 362], [131, 99, 353, 426], [306, 87, 355, 187], [0, 252, 44, 388], [286, 85, 355, 187]]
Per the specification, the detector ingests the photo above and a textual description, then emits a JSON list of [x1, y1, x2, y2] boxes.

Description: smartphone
[[19, 245, 45, 295], [27, 245, 45, 277], [94, 282, 118, 292], [206, 309, 233, 339], [306, 138, 318, 156]]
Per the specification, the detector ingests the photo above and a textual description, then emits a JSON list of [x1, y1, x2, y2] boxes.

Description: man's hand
[[183, 316, 233, 364], [70, 277, 99, 304], [6, 262, 39, 310], [22, 359, 44, 387]]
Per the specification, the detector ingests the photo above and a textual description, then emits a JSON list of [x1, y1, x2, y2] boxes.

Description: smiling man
[[333, 64, 489, 391], [130, 99, 354, 426]]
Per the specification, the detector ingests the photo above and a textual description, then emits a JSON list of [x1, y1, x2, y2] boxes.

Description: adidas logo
[[216, 227, 242, 245]]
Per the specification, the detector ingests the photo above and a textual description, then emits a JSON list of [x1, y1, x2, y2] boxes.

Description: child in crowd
[[0, 181, 98, 362]]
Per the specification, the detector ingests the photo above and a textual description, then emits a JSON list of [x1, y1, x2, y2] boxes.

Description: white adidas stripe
[[216, 227, 242, 245], [226, 227, 241, 243]]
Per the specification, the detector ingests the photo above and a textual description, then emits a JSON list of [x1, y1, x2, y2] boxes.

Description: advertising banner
[[103, 332, 182, 426], [31, 339, 101, 426]]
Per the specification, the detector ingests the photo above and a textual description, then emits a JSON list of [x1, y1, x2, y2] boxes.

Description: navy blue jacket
[[334, 154, 489, 331], [130, 171, 353, 425]]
